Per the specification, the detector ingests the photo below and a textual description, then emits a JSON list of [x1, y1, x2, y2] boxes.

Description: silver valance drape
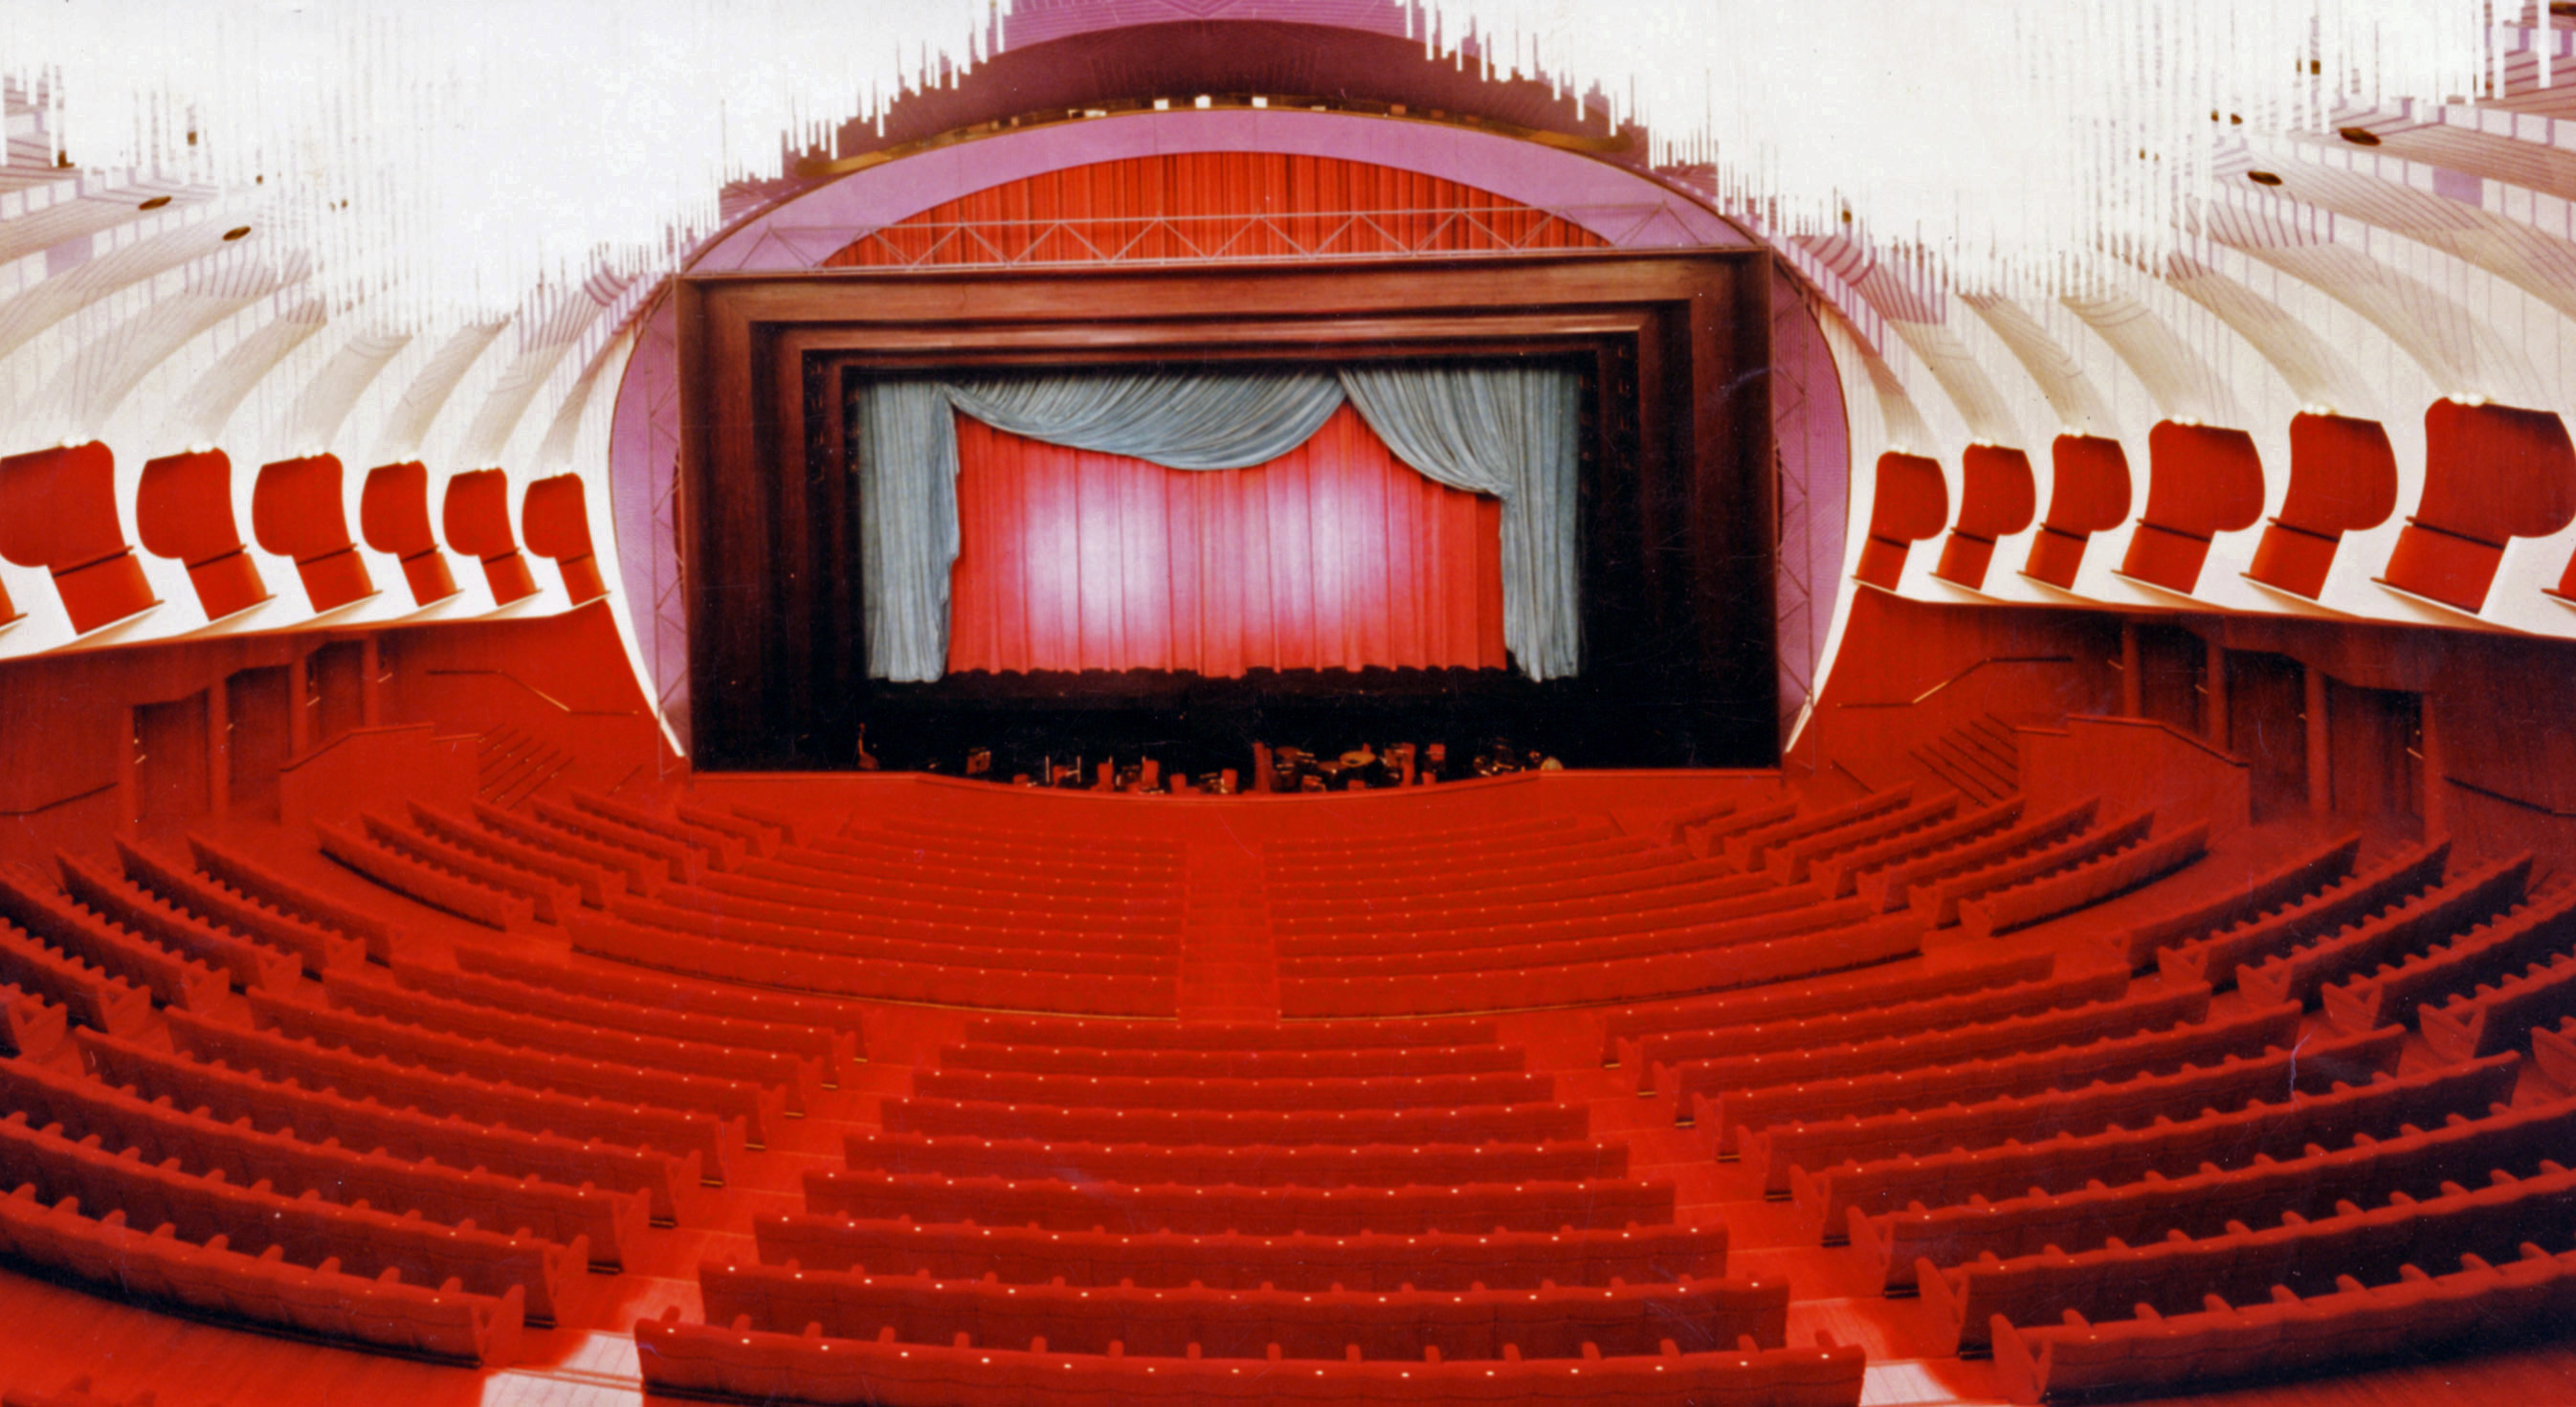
[[853, 364, 1581, 682]]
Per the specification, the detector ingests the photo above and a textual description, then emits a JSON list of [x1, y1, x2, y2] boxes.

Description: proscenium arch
[[607, 106, 1847, 754]]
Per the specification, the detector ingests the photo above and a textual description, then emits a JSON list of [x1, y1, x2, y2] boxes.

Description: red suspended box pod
[[0, 441, 160, 634], [520, 473, 607, 605], [1935, 444, 2037, 591], [360, 461, 459, 607], [2383, 398, 2576, 613], [2120, 422, 2266, 595], [440, 468, 538, 606], [1854, 453, 1949, 591], [252, 454, 376, 614], [136, 448, 271, 622], [2246, 413, 2398, 600], [2023, 435, 2132, 589]]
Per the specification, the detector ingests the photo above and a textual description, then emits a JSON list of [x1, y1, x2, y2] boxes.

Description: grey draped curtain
[[854, 364, 1580, 682]]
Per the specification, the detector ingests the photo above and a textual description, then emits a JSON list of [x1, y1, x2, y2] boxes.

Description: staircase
[[1912, 713, 2021, 804], [474, 726, 573, 809]]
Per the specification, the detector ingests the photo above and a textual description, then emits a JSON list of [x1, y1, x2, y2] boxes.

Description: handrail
[[423, 668, 643, 718], [1835, 656, 2076, 709], [0, 780, 117, 819], [2060, 712, 2250, 770], [2447, 772, 2576, 819], [278, 722, 437, 774]]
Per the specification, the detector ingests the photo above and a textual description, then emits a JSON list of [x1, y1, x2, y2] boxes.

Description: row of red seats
[[111, 838, 365, 975], [168, 1006, 744, 1180], [699, 1259, 1786, 1359], [1280, 892, 1869, 977], [0, 867, 230, 1010], [2236, 853, 2531, 1009], [252, 986, 788, 1148], [804, 1169, 1675, 1236], [692, 867, 1177, 944], [56, 852, 300, 992], [0, 985, 66, 1059], [1798, 1051, 2520, 1248], [325, 967, 819, 1113], [1738, 1026, 2402, 1196], [965, 1013, 1496, 1052], [2423, 949, 2576, 1060], [1660, 982, 2211, 1117], [405, 801, 628, 907], [1632, 967, 2123, 1096], [317, 819, 535, 931], [766, 845, 1178, 910], [1264, 814, 1597, 859], [0, 1182, 522, 1364], [75, 1030, 700, 1221], [1995, 1240, 2576, 1405], [1715, 1000, 2310, 1169], [568, 917, 1177, 1016], [634, 885, 1179, 959], [358, 813, 581, 923], [388, 957, 858, 1083], [187, 833, 399, 962], [1265, 824, 1638, 876], [454, 944, 869, 1045], [1868, 800, 2102, 915], [2323, 879, 2576, 1032], [572, 790, 750, 871], [1273, 865, 1770, 937], [1923, 1157, 2576, 1352], [635, 1304, 1866, 1407], [754, 1214, 1727, 1291], [1767, 793, 1963, 885], [0, 1108, 579, 1322], [1270, 842, 1684, 898], [0, 921, 152, 1036], [908, 1067, 1551, 1114], [1602, 951, 2055, 1069], [0, 1056, 643, 1265], [1806, 797, 2021, 900], [817, 832, 1172, 885], [882, 1095, 1590, 1148], [530, 797, 701, 883], [609, 894, 1177, 976], [844, 1129, 1626, 1189], [1680, 798, 1798, 858], [2109, 833, 2362, 971], [1914, 811, 2158, 927], [1872, 1093, 2576, 1297], [1277, 881, 1832, 964], [470, 801, 666, 898], [1956, 822, 2210, 940], [1712, 787, 1919, 876], [935, 1040, 1520, 1081], [875, 815, 1179, 862], [729, 853, 1179, 930], [1281, 911, 1925, 1017], [2159, 838, 2451, 989]]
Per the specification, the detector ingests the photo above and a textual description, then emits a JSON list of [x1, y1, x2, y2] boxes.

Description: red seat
[[1855, 452, 1948, 590], [252, 454, 376, 612], [2383, 398, 2576, 611], [441, 467, 539, 605], [135, 449, 270, 620], [2247, 413, 2398, 598], [1935, 444, 2037, 590], [2121, 422, 2264, 593], [0, 442, 159, 633], [359, 461, 460, 606], [2023, 435, 2132, 588], [520, 472, 608, 604]]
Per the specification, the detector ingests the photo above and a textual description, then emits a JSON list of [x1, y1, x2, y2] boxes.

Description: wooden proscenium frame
[[676, 250, 1776, 770]]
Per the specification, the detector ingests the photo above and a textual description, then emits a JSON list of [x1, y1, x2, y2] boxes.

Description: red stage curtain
[[946, 404, 1507, 676]]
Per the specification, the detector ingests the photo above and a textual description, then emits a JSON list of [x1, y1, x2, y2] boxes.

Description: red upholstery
[[2248, 414, 2398, 598], [2321, 880, 2576, 1032], [520, 473, 606, 603], [0, 442, 158, 633], [2385, 399, 2576, 610], [134, 450, 270, 620], [440, 468, 538, 604], [2023, 435, 2132, 588], [2235, 852, 2529, 1009], [114, 838, 364, 976], [2158, 838, 2452, 990], [359, 461, 459, 606], [251, 454, 376, 612], [1855, 452, 1948, 590], [1935, 444, 2036, 590], [2121, 422, 2264, 593]]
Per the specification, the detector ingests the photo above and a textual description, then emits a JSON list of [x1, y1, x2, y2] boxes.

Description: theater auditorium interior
[[8, 1, 2576, 1403]]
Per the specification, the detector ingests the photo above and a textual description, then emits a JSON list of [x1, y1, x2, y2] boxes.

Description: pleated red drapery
[[945, 403, 1508, 677]]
